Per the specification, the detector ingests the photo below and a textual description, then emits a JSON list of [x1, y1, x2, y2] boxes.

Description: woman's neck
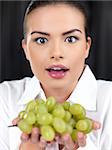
[[45, 89, 70, 103], [41, 83, 77, 103]]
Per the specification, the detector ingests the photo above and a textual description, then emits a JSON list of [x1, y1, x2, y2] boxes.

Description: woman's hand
[[19, 127, 47, 150], [12, 118, 47, 150], [55, 120, 101, 150], [12, 118, 101, 150]]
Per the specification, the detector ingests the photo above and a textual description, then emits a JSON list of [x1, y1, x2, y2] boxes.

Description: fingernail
[[93, 122, 101, 129], [21, 135, 29, 142], [33, 128, 39, 134], [63, 133, 70, 141], [97, 123, 101, 129], [78, 132, 83, 139]]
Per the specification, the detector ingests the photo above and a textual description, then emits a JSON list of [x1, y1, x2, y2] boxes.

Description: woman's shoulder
[[0, 77, 32, 100], [0, 77, 31, 90], [97, 79, 112, 99], [97, 79, 112, 89]]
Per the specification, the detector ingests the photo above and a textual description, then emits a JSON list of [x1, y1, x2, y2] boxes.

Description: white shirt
[[0, 65, 112, 150]]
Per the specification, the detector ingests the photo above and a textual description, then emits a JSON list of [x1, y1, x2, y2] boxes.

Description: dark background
[[0, 1, 112, 83]]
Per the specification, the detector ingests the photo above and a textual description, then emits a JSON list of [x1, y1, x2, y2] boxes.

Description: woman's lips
[[46, 65, 69, 79]]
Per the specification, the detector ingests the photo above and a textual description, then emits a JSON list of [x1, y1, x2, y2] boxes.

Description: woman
[[0, 1, 112, 150]]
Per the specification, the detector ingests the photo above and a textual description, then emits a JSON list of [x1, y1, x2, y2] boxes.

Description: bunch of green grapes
[[17, 97, 93, 142]]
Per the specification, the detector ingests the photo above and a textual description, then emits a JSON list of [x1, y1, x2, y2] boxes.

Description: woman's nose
[[50, 42, 64, 60]]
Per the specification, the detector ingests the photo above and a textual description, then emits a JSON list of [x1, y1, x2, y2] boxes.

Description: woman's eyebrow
[[30, 29, 82, 36], [62, 29, 82, 35], [31, 31, 50, 36]]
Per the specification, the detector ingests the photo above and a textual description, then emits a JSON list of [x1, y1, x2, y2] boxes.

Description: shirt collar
[[17, 76, 41, 105], [68, 65, 97, 111], [17, 65, 97, 111]]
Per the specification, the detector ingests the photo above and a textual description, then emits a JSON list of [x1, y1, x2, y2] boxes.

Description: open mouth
[[46, 67, 69, 72], [46, 65, 69, 79]]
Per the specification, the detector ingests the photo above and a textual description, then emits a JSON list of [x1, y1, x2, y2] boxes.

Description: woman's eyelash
[[32, 36, 79, 44], [33, 37, 48, 44], [65, 36, 79, 43], [67, 36, 79, 40]]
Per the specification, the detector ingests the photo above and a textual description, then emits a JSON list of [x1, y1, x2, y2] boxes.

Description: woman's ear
[[22, 39, 29, 60], [85, 36, 92, 58]]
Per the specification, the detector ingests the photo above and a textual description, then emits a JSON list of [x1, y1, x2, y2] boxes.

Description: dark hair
[[23, 0, 90, 40]]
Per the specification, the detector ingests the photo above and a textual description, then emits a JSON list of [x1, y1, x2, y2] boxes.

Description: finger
[[39, 136, 47, 149], [92, 120, 101, 130], [12, 117, 20, 125], [54, 135, 65, 149], [77, 132, 86, 147], [31, 127, 40, 143], [20, 132, 29, 143], [47, 140, 55, 145], [62, 133, 75, 150], [74, 143, 79, 149], [55, 134, 64, 145]]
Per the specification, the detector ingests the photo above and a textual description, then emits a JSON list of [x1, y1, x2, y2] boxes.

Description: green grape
[[83, 118, 93, 134], [34, 105, 39, 114], [34, 100, 46, 113], [41, 125, 55, 141], [69, 118, 76, 128], [73, 109, 86, 121], [33, 121, 39, 128], [18, 110, 26, 119], [37, 113, 53, 125], [36, 112, 41, 122], [63, 101, 70, 110], [46, 96, 56, 112], [76, 119, 89, 132], [24, 111, 36, 125], [37, 104, 48, 114], [64, 124, 73, 134], [25, 100, 37, 112], [36, 99, 45, 105], [69, 103, 86, 116], [17, 97, 94, 143], [52, 104, 65, 119], [18, 119, 32, 134], [71, 129, 78, 142], [52, 117, 66, 133], [35, 98, 40, 103], [63, 111, 72, 122]]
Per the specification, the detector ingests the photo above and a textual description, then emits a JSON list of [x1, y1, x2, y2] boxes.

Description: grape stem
[[8, 124, 17, 127]]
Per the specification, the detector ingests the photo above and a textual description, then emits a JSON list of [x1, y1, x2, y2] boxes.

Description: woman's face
[[22, 4, 91, 91]]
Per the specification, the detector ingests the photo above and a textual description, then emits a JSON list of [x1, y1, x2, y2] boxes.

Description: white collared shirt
[[0, 65, 112, 150]]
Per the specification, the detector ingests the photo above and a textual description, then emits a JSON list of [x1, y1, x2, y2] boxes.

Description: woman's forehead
[[28, 4, 84, 18], [26, 4, 85, 32]]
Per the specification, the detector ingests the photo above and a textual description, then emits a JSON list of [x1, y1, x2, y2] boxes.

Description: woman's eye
[[34, 37, 48, 44], [65, 36, 78, 43]]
